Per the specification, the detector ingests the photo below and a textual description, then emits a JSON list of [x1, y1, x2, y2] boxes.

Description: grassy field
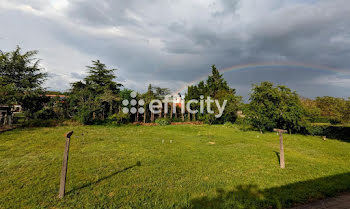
[[1, 125, 350, 209]]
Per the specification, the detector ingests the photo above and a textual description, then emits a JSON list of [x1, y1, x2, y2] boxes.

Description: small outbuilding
[[0, 105, 13, 126]]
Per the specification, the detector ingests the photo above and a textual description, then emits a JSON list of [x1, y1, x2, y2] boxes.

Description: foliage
[[300, 97, 322, 120], [155, 118, 171, 126], [329, 117, 342, 125], [108, 112, 130, 125], [186, 65, 241, 124], [0, 82, 16, 105], [301, 96, 350, 124], [306, 124, 350, 140], [246, 81, 306, 133], [309, 116, 330, 123], [0, 46, 47, 118], [315, 96, 347, 123], [68, 60, 122, 124]]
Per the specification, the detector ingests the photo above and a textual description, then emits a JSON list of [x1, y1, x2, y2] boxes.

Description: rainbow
[[174, 62, 349, 94]]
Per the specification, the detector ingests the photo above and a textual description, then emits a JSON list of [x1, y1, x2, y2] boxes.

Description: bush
[[108, 112, 130, 125], [306, 125, 325, 136], [34, 107, 58, 120], [306, 125, 350, 141], [235, 117, 248, 125], [309, 117, 330, 123], [223, 122, 234, 127], [155, 118, 171, 126], [74, 107, 93, 125], [330, 118, 342, 125]]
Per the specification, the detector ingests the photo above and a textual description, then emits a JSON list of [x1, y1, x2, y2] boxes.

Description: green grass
[[1, 125, 350, 209]]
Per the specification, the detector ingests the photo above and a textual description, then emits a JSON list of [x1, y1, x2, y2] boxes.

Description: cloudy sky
[[1, 0, 350, 100]]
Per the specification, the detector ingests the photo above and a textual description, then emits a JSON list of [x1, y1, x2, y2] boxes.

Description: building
[[0, 105, 13, 126]]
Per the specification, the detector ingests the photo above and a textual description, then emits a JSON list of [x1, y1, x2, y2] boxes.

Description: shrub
[[305, 125, 350, 141], [34, 107, 58, 120], [329, 118, 342, 125], [306, 125, 325, 136], [235, 117, 248, 125], [155, 118, 171, 126], [109, 112, 130, 125], [74, 107, 93, 125], [309, 116, 330, 123]]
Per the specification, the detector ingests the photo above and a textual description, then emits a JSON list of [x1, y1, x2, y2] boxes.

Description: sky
[[1, 0, 350, 100]]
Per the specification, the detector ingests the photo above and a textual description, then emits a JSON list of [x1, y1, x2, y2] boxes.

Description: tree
[[246, 82, 306, 133], [186, 65, 240, 124], [315, 96, 346, 123], [68, 60, 122, 124], [84, 60, 122, 94], [300, 97, 322, 121], [344, 98, 350, 123], [0, 46, 47, 118], [206, 65, 230, 97]]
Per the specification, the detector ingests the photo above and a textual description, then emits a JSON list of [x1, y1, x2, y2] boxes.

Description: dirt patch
[[133, 121, 204, 126], [0, 126, 16, 133], [171, 121, 203, 125]]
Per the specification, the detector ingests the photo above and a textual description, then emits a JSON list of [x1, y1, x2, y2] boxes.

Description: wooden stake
[[273, 129, 287, 169], [59, 131, 73, 199]]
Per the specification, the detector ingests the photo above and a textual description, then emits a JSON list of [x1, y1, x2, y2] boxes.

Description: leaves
[[246, 81, 306, 133]]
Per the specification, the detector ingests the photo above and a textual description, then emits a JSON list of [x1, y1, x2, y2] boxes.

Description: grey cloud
[[1, 0, 350, 99]]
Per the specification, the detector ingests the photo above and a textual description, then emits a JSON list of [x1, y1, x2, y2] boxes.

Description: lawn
[[1, 125, 350, 209]]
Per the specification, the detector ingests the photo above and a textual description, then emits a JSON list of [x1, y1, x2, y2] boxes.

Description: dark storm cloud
[[1, 0, 349, 99]]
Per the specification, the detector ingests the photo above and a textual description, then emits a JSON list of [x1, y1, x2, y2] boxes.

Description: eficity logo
[[122, 91, 145, 114]]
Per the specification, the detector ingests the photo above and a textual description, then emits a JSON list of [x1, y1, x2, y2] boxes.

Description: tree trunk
[[143, 110, 147, 123], [192, 113, 196, 121], [170, 105, 173, 120], [136, 105, 139, 122], [151, 112, 154, 122], [187, 111, 191, 121]]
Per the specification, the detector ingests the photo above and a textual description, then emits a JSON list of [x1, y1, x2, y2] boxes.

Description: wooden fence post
[[58, 131, 73, 199], [273, 129, 288, 169]]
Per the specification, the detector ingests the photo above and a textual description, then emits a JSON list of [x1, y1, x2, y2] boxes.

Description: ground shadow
[[67, 161, 141, 194], [183, 172, 350, 209], [274, 151, 280, 165]]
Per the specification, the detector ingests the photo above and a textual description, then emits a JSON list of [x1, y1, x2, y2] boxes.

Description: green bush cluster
[[308, 117, 330, 123], [155, 118, 171, 126], [329, 118, 342, 125], [108, 112, 130, 125], [306, 125, 350, 141]]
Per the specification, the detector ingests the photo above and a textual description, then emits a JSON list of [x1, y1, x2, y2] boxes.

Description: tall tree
[[69, 60, 122, 124], [84, 60, 122, 94], [206, 65, 230, 97], [186, 65, 240, 124], [247, 81, 306, 133], [0, 46, 47, 118]]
